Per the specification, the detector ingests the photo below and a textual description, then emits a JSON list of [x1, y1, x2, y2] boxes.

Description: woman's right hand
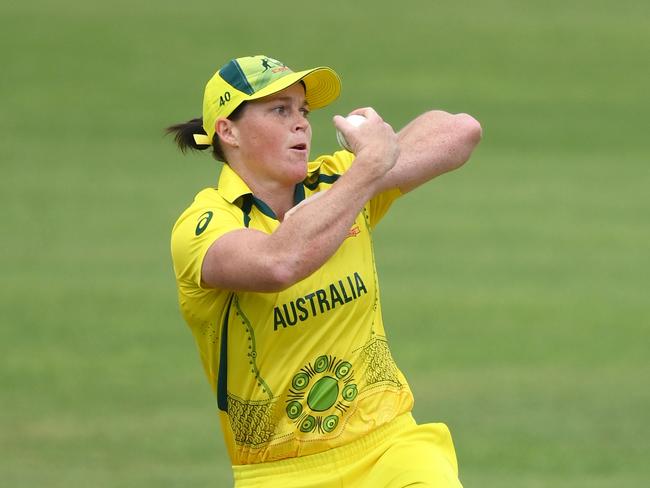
[[333, 107, 400, 182]]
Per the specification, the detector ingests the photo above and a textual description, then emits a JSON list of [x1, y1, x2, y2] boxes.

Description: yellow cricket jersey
[[171, 150, 414, 465]]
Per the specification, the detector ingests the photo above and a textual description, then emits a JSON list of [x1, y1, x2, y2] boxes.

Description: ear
[[215, 118, 239, 148]]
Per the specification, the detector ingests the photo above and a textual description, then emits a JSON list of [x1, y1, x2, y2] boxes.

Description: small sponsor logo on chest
[[346, 225, 360, 239]]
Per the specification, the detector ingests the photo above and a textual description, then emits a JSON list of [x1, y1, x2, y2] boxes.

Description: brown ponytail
[[165, 103, 248, 162]]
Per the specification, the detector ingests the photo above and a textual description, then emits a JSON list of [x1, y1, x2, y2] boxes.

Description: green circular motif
[[342, 384, 358, 402], [286, 401, 302, 420], [335, 361, 352, 379], [313, 355, 329, 373], [300, 415, 316, 433], [323, 415, 339, 433], [307, 376, 339, 412], [292, 372, 309, 390]]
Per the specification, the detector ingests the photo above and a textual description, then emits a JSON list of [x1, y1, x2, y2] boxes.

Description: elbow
[[457, 113, 483, 145], [449, 113, 482, 170], [263, 265, 297, 292], [260, 234, 324, 292], [264, 253, 311, 292], [417, 110, 482, 172], [422, 110, 482, 142], [270, 243, 331, 292]]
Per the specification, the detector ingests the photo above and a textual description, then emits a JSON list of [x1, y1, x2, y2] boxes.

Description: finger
[[333, 114, 354, 132], [348, 107, 381, 121]]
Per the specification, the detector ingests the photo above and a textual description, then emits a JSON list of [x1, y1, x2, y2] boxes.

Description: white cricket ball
[[336, 114, 367, 152]]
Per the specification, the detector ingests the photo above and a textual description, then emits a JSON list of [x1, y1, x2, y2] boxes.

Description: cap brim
[[248, 67, 341, 109]]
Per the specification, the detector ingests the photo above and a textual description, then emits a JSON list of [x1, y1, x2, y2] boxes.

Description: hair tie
[[193, 133, 211, 145]]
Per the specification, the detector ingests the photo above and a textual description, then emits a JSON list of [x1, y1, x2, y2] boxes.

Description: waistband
[[232, 412, 416, 481]]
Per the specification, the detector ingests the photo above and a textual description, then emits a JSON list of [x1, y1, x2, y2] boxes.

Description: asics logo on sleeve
[[195, 211, 214, 236]]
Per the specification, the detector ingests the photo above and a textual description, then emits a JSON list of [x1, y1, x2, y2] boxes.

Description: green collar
[[217, 164, 307, 221]]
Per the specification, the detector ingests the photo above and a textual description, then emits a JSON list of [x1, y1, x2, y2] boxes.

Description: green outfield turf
[[1, 0, 648, 486]]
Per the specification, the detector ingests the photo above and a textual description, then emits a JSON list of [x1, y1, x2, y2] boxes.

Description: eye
[[273, 105, 287, 115], [300, 107, 310, 118]]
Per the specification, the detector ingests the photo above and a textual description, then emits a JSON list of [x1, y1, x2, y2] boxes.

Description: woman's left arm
[[376, 110, 482, 194]]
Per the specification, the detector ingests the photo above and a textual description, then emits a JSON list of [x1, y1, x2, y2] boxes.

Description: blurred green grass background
[[1, 0, 648, 486]]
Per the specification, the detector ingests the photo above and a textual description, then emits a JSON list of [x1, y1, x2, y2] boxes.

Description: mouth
[[290, 143, 308, 151]]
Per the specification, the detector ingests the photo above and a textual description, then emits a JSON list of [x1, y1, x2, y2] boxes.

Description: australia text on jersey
[[273, 272, 368, 331]]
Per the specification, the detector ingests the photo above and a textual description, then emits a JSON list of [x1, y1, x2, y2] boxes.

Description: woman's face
[[231, 82, 312, 186]]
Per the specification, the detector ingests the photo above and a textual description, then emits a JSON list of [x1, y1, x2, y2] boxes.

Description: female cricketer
[[168, 54, 482, 487]]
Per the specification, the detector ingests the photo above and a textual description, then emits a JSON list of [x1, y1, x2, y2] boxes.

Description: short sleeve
[[170, 192, 245, 291], [367, 186, 401, 227]]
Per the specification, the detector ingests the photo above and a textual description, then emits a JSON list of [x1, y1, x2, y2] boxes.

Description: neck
[[229, 161, 298, 221], [251, 182, 296, 221]]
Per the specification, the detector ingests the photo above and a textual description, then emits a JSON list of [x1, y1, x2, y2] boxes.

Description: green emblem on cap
[[219, 56, 292, 95]]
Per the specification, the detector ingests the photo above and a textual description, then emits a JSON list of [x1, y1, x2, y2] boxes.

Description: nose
[[293, 111, 310, 132]]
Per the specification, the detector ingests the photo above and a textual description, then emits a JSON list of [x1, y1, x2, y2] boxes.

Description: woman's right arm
[[200, 108, 399, 293]]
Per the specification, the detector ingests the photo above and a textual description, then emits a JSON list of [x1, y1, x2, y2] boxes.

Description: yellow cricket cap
[[194, 55, 341, 145]]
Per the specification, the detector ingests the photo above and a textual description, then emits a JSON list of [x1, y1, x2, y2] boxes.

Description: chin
[[289, 164, 309, 184]]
